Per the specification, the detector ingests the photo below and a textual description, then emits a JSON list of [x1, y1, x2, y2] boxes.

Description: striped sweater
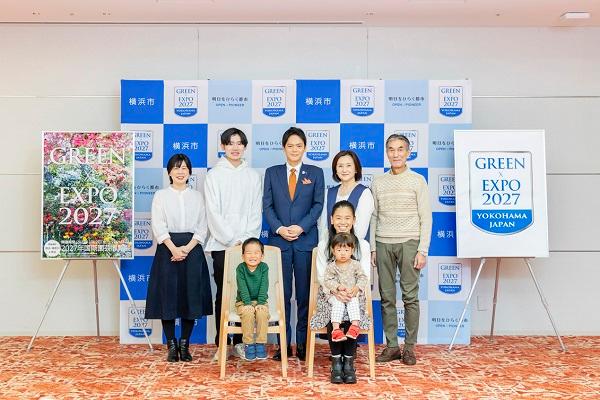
[[369, 167, 432, 254]]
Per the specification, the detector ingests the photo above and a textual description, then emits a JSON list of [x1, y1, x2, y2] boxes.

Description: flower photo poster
[[41, 132, 134, 260]]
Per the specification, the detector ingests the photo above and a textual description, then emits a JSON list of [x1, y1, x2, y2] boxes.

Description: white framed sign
[[454, 130, 549, 258]]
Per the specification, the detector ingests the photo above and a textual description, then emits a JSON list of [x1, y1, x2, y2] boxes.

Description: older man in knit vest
[[370, 134, 432, 365]]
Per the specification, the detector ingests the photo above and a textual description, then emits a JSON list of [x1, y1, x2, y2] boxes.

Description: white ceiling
[[0, 0, 599, 27]]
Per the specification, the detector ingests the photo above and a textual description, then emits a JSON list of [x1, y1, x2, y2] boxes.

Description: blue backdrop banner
[[120, 79, 472, 345]]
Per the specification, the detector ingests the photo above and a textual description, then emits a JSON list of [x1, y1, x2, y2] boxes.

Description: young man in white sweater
[[370, 134, 432, 365], [204, 128, 263, 360]]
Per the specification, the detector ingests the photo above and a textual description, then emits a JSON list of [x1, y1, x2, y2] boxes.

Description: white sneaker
[[233, 343, 245, 359], [212, 346, 233, 362]]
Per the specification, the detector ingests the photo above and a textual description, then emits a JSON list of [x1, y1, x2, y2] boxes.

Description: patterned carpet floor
[[0, 336, 598, 399]]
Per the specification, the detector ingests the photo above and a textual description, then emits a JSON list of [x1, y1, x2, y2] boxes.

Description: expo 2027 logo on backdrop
[[438, 263, 462, 294], [129, 306, 152, 338], [439, 86, 463, 117], [438, 174, 455, 206], [306, 129, 330, 161], [174, 86, 198, 117], [350, 85, 375, 116], [134, 218, 152, 250], [262, 86, 287, 117], [134, 130, 153, 162]]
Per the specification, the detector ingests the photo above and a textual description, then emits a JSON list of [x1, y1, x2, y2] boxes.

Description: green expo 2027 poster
[[41, 131, 134, 260]]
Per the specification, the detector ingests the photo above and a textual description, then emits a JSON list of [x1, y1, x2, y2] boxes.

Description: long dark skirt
[[145, 232, 213, 320]]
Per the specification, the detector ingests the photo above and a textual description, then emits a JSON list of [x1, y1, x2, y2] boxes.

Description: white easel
[[451, 130, 563, 352], [448, 257, 566, 351], [27, 259, 153, 352]]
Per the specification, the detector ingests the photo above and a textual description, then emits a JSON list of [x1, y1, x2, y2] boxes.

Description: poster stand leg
[[28, 259, 153, 352], [449, 257, 566, 352], [489, 258, 501, 340], [93, 260, 100, 339], [112, 260, 153, 351], [27, 260, 71, 352], [524, 258, 566, 352], [448, 257, 486, 351]]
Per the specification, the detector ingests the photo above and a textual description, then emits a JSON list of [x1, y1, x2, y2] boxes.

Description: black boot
[[179, 339, 192, 362], [166, 339, 179, 362], [330, 356, 344, 384], [343, 356, 357, 384]]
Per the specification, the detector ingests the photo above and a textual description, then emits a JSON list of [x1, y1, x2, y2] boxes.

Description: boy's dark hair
[[166, 153, 192, 184], [220, 127, 248, 147], [282, 126, 307, 146], [332, 150, 363, 182], [242, 237, 264, 253]]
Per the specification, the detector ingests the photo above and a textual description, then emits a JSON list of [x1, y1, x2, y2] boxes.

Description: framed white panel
[[454, 130, 549, 258]]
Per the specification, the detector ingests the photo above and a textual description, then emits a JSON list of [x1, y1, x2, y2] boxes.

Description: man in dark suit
[[263, 127, 324, 361]]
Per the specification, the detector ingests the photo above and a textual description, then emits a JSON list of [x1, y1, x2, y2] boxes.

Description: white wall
[[1, 25, 598, 336]]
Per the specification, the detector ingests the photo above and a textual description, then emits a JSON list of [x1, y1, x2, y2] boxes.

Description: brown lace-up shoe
[[402, 347, 417, 365], [375, 346, 402, 363]]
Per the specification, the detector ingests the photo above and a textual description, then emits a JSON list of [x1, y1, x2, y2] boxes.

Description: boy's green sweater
[[236, 262, 269, 305]]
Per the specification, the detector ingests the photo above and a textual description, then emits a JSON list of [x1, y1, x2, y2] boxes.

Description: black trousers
[[327, 321, 357, 357], [212, 250, 242, 347]]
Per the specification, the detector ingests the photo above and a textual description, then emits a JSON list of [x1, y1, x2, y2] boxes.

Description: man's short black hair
[[282, 127, 307, 146]]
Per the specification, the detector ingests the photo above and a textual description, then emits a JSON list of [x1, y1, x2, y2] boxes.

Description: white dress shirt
[[286, 161, 303, 182], [151, 186, 207, 245]]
